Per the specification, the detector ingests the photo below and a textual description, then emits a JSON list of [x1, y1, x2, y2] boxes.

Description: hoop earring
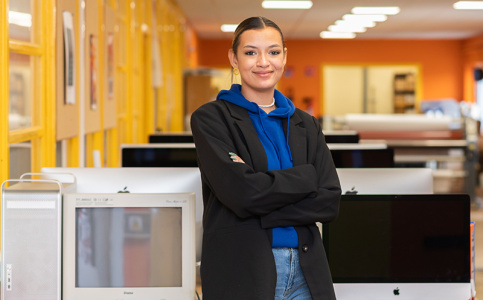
[[233, 68, 240, 75]]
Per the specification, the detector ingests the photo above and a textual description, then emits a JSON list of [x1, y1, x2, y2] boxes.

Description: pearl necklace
[[258, 98, 275, 108]]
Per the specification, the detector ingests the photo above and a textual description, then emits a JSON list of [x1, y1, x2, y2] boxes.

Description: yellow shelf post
[[0, 0, 9, 182]]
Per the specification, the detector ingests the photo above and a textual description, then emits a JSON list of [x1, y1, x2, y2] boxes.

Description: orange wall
[[185, 23, 201, 68], [197, 38, 465, 117], [463, 35, 483, 102]]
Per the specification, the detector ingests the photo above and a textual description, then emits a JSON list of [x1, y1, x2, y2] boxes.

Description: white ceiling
[[173, 0, 483, 40]]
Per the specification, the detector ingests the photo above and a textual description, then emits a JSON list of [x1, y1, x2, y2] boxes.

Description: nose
[[257, 53, 270, 68]]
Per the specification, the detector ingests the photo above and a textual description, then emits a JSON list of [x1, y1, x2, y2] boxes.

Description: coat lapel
[[284, 111, 307, 167], [224, 102, 269, 171]]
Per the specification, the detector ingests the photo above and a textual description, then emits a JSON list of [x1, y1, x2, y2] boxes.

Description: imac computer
[[121, 143, 197, 167], [62, 192, 196, 300], [336, 168, 434, 195], [328, 144, 394, 168], [323, 194, 471, 300], [41, 167, 203, 262]]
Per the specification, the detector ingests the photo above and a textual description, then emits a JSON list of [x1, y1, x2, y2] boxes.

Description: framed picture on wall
[[90, 34, 97, 110], [63, 11, 75, 105], [107, 32, 114, 100]]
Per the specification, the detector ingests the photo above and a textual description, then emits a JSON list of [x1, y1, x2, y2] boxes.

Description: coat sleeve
[[260, 116, 341, 228], [191, 102, 319, 219]]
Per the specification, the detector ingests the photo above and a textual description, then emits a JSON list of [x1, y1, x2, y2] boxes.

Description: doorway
[[322, 64, 421, 116]]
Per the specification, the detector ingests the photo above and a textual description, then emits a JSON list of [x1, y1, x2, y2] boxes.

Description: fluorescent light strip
[[320, 6, 397, 39], [221, 24, 238, 32], [262, 0, 313, 9], [320, 31, 356, 39], [328, 24, 366, 33], [343, 14, 388, 22], [8, 11, 32, 28], [336, 19, 376, 28], [453, 1, 483, 9], [352, 6, 400, 15]]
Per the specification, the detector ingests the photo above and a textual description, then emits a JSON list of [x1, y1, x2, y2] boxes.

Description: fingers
[[229, 152, 245, 164]]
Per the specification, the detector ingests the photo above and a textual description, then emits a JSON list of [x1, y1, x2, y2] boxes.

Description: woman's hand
[[229, 152, 245, 164]]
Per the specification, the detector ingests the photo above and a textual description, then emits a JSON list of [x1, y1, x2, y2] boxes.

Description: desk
[[360, 138, 477, 200]]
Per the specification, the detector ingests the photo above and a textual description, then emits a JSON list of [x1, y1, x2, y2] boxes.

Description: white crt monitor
[[336, 168, 434, 195], [62, 192, 196, 300], [41, 167, 203, 262]]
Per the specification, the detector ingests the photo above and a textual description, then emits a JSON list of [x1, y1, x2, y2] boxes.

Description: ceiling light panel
[[320, 31, 356, 39], [453, 1, 483, 9], [342, 14, 388, 23], [352, 6, 400, 15], [262, 0, 313, 9], [336, 19, 376, 28], [328, 24, 367, 33], [321, 6, 399, 39], [221, 24, 238, 32]]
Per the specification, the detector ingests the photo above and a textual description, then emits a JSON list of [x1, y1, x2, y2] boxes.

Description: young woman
[[191, 16, 341, 300]]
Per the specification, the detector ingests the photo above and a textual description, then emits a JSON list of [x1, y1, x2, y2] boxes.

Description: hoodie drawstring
[[286, 115, 293, 162]]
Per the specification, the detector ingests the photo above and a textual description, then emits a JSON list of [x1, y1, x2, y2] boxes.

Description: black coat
[[191, 99, 341, 300]]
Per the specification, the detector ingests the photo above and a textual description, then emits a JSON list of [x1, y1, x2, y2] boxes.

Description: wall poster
[[107, 33, 114, 100], [89, 34, 97, 110], [62, 11, 75, 104]]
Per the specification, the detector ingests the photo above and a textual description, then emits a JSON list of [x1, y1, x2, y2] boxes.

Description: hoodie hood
[[217, 84, 295, 167], [216, 84, 295, 118]]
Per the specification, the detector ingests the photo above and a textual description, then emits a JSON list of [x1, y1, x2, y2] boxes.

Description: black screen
[[323, 194, 470, 283], [330, 148, 394, 168], [149, 134, 194, 143], [325, 133, 360, 144], [121, 146, 198, 167]]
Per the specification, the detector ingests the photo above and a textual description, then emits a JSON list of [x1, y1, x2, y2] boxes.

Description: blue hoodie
[[217, 84, 299, 248]]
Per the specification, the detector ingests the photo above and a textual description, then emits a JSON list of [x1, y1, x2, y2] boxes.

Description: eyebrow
[[242, 44, 282, 49]]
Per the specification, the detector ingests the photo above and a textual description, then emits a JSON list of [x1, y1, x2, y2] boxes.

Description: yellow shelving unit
[[1, 0, 189, 177]]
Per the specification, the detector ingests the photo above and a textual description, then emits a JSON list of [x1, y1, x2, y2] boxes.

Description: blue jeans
[[272, 248, 313, 300]]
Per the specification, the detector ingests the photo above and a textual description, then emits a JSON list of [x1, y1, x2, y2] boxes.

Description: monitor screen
[[149, 132, 194, 143], [324, 130, 360, 143], [328, 144, 394, 168], [323, 194, 471, 299], [75, 207, 182, 288], [63, 193, 195, 300], [121, 143, 197, 167]]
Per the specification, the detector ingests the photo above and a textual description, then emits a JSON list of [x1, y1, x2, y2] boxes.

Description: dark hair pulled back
[[232, 16, 285, 56]]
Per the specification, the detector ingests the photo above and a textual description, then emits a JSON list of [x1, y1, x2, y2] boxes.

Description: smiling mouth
[[255, 71, 273, 76]]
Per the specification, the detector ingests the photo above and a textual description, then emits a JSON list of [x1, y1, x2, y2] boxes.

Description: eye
[[269, 50, 281, 55], [244, 50, 256, 56]]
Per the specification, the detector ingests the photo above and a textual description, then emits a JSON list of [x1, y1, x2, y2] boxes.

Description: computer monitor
[[62, 192, 196, 300], [336, 168, 433, 195], [328, 144, 394, 168], [323, 194, 471, 300], [324, 130, 360, 143], [121, 143, 197, 167], [41, 167, 203, 262], [344, 113, 455, 132], [149, 132, 194, 143]]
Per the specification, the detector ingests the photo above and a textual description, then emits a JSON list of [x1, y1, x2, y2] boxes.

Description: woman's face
[[229, 27, 287, 98]]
